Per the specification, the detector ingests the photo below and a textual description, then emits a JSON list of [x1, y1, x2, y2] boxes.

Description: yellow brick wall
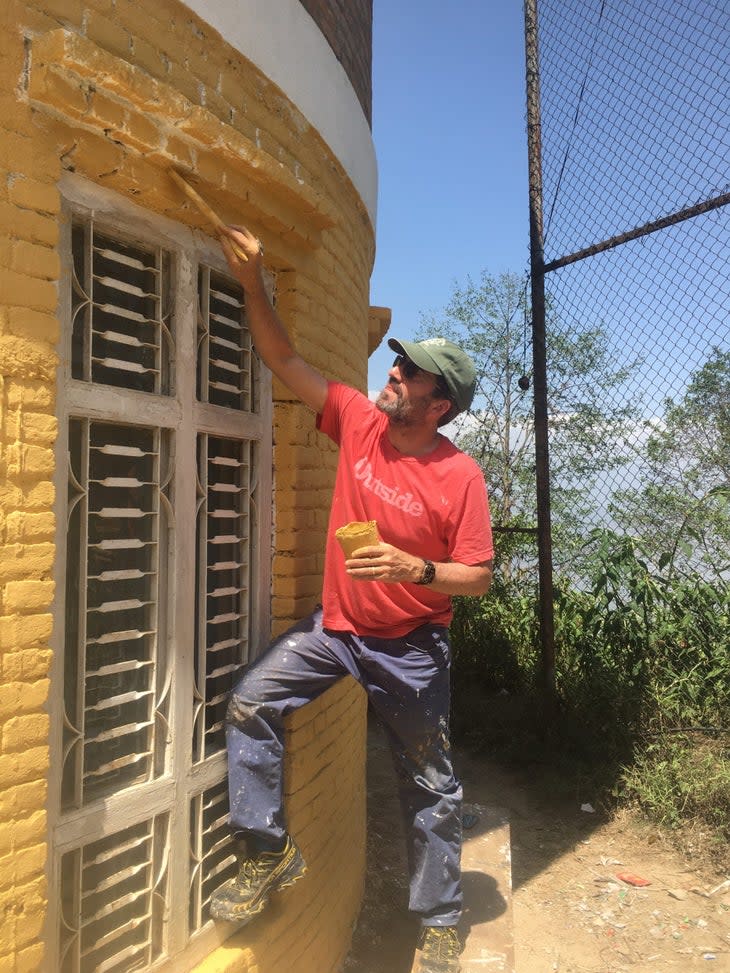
[[0, 0, 374, 969], [194, 677, 368, 973]]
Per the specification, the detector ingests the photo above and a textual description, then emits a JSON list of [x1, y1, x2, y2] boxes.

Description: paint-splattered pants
[[225, 607, 463, 926]]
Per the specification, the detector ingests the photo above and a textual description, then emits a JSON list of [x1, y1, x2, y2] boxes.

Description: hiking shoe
[[209, 835, 307, 923], [417, 925, 462, 972]]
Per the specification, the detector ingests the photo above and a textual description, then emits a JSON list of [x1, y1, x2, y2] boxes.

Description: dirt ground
[[344, 720, 730, 973]]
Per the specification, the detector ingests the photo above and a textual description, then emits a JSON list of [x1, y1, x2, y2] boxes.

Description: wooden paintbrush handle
[[169, 170, 249, 262]]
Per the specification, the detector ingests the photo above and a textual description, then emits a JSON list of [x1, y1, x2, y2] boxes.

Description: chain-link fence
[[524, 0, 729, 686]]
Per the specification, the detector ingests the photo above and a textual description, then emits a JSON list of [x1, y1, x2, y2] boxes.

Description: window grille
[[52, 178, 272, 973], [62, 420, 171, 810], [59, 816, 169, 973], [71, 225, 173, 394], [188, 779, 239, 933], [194, 435, 256, 762]]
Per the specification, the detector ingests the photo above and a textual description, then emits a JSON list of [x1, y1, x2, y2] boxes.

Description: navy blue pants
[[225, 607, 463, 926]]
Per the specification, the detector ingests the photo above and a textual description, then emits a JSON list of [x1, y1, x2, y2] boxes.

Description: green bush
[[449, 529, 730, 838]]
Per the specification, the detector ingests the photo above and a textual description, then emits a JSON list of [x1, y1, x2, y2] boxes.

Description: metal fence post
[[524, 0, 557, 703]]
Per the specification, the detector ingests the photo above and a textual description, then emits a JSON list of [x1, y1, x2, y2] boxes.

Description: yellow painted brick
[[2, 714, 50, 753], [0, 613, 53, 652], [86, 88, 128, 130], [40, 0, 84, 26], [163, 61, 204, 108], [4, 511, 56, 544], [20, 411, 58, 444], [161, 132, 196, 169], [0, 336, 57, 382], [0, 781, 47, 823], [5, 442, 56, 478], [84, 11, 132, 61], [273, 554, 320, 577], [23, 481, 56, 510], [0, 268, 57, 310], [130, 34, 166, 79], [30, 63, 91, 120], [0, 746, 49, 791], [2, 200, 57, 251], [0, 682, 50, 723], [2, 580, 55, 614], [0, 843, 47, 894], [1, 649, 53, 683], [6, 812, 46, 857], [15, 942, 45, 973], [0, 544, 55, 584], [119, 110, 161, 153], [177, 104, 226, 146], [5, 307, 60, 345], [4, 380, 54, 410], [11, 240, 60, 282], [72, 130, 127, 178]]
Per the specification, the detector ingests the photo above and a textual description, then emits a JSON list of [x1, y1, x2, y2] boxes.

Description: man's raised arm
[[220, 225, 329, 414]]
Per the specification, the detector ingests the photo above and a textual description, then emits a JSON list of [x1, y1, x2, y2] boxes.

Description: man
[[210, 224, 494, 973]]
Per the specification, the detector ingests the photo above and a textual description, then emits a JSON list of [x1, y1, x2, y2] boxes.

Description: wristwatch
[[416, 558, 436, 585]]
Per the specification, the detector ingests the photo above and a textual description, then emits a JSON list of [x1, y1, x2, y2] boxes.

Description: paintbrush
[[169, 170, 249, 262]]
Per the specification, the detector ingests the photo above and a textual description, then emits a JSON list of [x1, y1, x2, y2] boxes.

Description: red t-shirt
[[316, 382, 493, 637]]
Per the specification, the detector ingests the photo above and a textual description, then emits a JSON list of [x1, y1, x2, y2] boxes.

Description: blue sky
[[368, 1, 530, 388]]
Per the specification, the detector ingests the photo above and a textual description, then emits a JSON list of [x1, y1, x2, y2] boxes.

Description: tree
[[610, 347, 730, 580], [418, 270, 640, 576]]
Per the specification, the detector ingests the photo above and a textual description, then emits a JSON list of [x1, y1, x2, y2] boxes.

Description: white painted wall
[[182, 0, 378, 225]]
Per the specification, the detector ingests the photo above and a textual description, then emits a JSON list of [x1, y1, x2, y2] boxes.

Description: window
[[50, 176, 273, 973]]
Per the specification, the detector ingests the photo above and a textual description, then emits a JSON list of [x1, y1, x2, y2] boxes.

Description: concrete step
[[459, 804, 515, 972]]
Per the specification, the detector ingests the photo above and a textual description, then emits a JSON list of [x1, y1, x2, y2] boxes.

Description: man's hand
[[345, 543, 422, 584], [219, 225, 266, 293]]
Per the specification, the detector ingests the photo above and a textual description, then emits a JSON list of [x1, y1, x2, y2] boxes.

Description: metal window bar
[[196, 266, 255, 411], [193, 435, 253, 763], [71, 222, 174, 395], [188, 779, 238, 932]]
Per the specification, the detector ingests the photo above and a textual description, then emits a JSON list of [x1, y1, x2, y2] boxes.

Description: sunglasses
[[393, 355, 452, 402], [392, 354, 422, 380]]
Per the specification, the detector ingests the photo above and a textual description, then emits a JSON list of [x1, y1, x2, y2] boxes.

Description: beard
[[375, 383, 427, 426]]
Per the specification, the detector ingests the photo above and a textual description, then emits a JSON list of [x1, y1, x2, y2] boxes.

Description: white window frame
[[49, 173, 273, 972]]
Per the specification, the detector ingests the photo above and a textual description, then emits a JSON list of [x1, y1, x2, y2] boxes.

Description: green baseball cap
[[388, 336, 477, 417]]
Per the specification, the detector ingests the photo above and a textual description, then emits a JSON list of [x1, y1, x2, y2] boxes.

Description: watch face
[[418, 559, 436, 585]]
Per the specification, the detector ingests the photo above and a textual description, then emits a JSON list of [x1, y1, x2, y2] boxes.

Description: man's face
[[375, 355, 447, 426]]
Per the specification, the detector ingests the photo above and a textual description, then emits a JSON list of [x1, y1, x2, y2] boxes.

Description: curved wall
[[299, 0, 373, 123], [182, 0, 378, 225]]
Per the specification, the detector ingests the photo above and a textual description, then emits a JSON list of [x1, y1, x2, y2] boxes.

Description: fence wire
[[531, 0, 729, 583]]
